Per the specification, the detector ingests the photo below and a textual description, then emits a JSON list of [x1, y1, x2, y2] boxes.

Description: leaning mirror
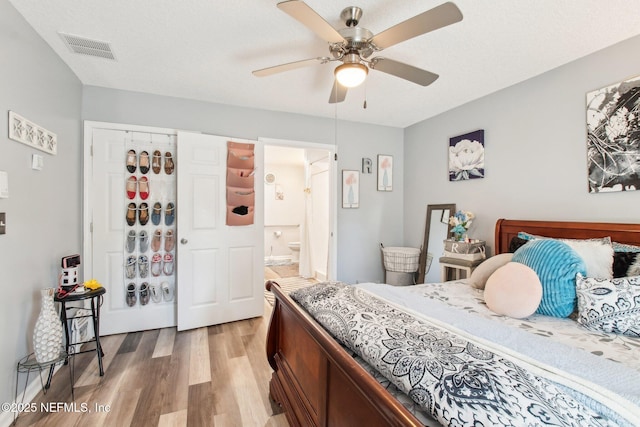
[[417, 203, 456, 284]]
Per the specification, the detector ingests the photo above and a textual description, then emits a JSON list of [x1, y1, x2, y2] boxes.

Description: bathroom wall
[[264, 159, 305, 262]]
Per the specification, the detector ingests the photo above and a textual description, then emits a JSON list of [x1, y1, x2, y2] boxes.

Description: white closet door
[[176, 131, 264, 331], [91, 128, 176, 335]]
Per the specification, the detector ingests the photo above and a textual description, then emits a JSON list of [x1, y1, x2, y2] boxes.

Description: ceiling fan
[[252, 1, 463, 103]]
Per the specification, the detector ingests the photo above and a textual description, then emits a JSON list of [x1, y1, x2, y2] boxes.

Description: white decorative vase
[[33, 288, 63, 363]]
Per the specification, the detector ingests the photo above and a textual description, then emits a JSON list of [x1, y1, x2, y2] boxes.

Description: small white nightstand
[[439, 256, 483, 281]]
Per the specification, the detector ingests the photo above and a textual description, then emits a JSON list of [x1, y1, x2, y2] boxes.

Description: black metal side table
[[14, 351, 72, 424], [45, 287, 106, 389]]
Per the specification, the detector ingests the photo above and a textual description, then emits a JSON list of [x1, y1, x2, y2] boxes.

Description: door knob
[[180, 238, 188, 245]]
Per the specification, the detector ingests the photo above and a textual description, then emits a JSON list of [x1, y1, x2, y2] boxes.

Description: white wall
[[264, 162, 304, 259], [403, 35, 640, 257], [0, 0, 83, 415], [310, 158, 330, 279]]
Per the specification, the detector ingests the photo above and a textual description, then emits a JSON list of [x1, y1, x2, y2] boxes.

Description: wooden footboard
[[265, 280, 424, 427]]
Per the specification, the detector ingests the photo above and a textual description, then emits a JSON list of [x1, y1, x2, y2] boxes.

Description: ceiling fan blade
[[277, 0, 345, 44], [370, 58, 439, 86], [252, 57, 325, 77], [370, 2, 463, 50], [328, 81, 347, 103]]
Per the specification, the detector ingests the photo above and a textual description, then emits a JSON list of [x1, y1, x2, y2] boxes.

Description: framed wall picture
[[342, 170, 359, 208], [448, 129, 485, 181], [586, 75, 640, 193], [377, 155, 393, 191]]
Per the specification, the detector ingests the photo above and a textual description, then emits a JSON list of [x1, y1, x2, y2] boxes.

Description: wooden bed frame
[[494, 218, 640, 254], [266, 218, 640, 427]]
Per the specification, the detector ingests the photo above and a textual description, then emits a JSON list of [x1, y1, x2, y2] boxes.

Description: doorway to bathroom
[[261, 138, 336, 284]]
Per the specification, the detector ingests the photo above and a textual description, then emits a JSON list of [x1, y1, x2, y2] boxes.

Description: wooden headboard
[[495, 218, 640, 254]]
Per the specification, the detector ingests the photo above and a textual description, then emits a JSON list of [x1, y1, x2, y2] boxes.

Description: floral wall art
[[342, 170, 359, 208], [586, 75, 640, 193], [377, 155, 393, 191], [448, 129, 485, 181]]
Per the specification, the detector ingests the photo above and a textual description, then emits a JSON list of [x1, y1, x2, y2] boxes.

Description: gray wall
[[82, 87, 405, 284], [0, 0, 82, 413], [6, 0, 640, 413], [403, 35, 640, 258]]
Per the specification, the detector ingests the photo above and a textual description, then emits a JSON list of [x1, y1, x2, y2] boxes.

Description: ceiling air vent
[[58, 32, 116, 60]]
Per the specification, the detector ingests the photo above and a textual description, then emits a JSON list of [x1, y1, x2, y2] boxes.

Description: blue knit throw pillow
[[512, 239, 586, 318]]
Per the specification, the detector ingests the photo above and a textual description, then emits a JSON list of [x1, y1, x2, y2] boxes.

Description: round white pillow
[[468, 253, 513, 289], [484, 262, 542, 319]]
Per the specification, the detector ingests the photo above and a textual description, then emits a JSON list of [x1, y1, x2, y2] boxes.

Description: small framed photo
[[377, 155, 393, 191], [342, 170, 359, 208]]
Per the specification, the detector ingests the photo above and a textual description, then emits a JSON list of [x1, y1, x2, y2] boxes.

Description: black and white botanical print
[[586, 75, 640, 193], [449, 129, 485, 181]]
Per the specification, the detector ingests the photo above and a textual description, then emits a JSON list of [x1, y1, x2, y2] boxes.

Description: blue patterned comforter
[[290, 282, 640, 427]]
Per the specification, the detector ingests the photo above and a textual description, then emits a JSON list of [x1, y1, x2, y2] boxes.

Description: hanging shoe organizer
[[123, 137, 176, 308], [226, 141, 255, 226]]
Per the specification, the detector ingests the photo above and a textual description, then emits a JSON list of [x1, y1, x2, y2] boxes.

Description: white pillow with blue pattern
[[576, 273, 640, 337], [612, 241, 640, 252]]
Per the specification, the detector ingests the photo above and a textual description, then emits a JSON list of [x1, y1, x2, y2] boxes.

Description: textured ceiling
[[9, 0, 640, 128]]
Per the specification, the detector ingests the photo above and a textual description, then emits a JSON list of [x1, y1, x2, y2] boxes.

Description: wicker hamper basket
[[381, 246, 421, 273]]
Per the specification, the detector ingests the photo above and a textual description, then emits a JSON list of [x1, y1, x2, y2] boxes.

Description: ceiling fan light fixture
[[334, 63, 368, 88]]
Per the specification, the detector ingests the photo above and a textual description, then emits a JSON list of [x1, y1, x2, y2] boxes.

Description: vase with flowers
[[449, 210, 474, 241]]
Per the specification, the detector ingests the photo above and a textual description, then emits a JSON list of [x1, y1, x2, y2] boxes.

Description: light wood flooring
[[13, 273, 290, 427]]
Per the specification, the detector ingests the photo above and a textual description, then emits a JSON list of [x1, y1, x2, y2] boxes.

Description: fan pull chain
[[363, 80, 367, 109], [334, 81, 339, 153]]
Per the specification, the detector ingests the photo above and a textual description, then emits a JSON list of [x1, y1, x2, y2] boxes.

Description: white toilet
[[288, 242, 300, 263]]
